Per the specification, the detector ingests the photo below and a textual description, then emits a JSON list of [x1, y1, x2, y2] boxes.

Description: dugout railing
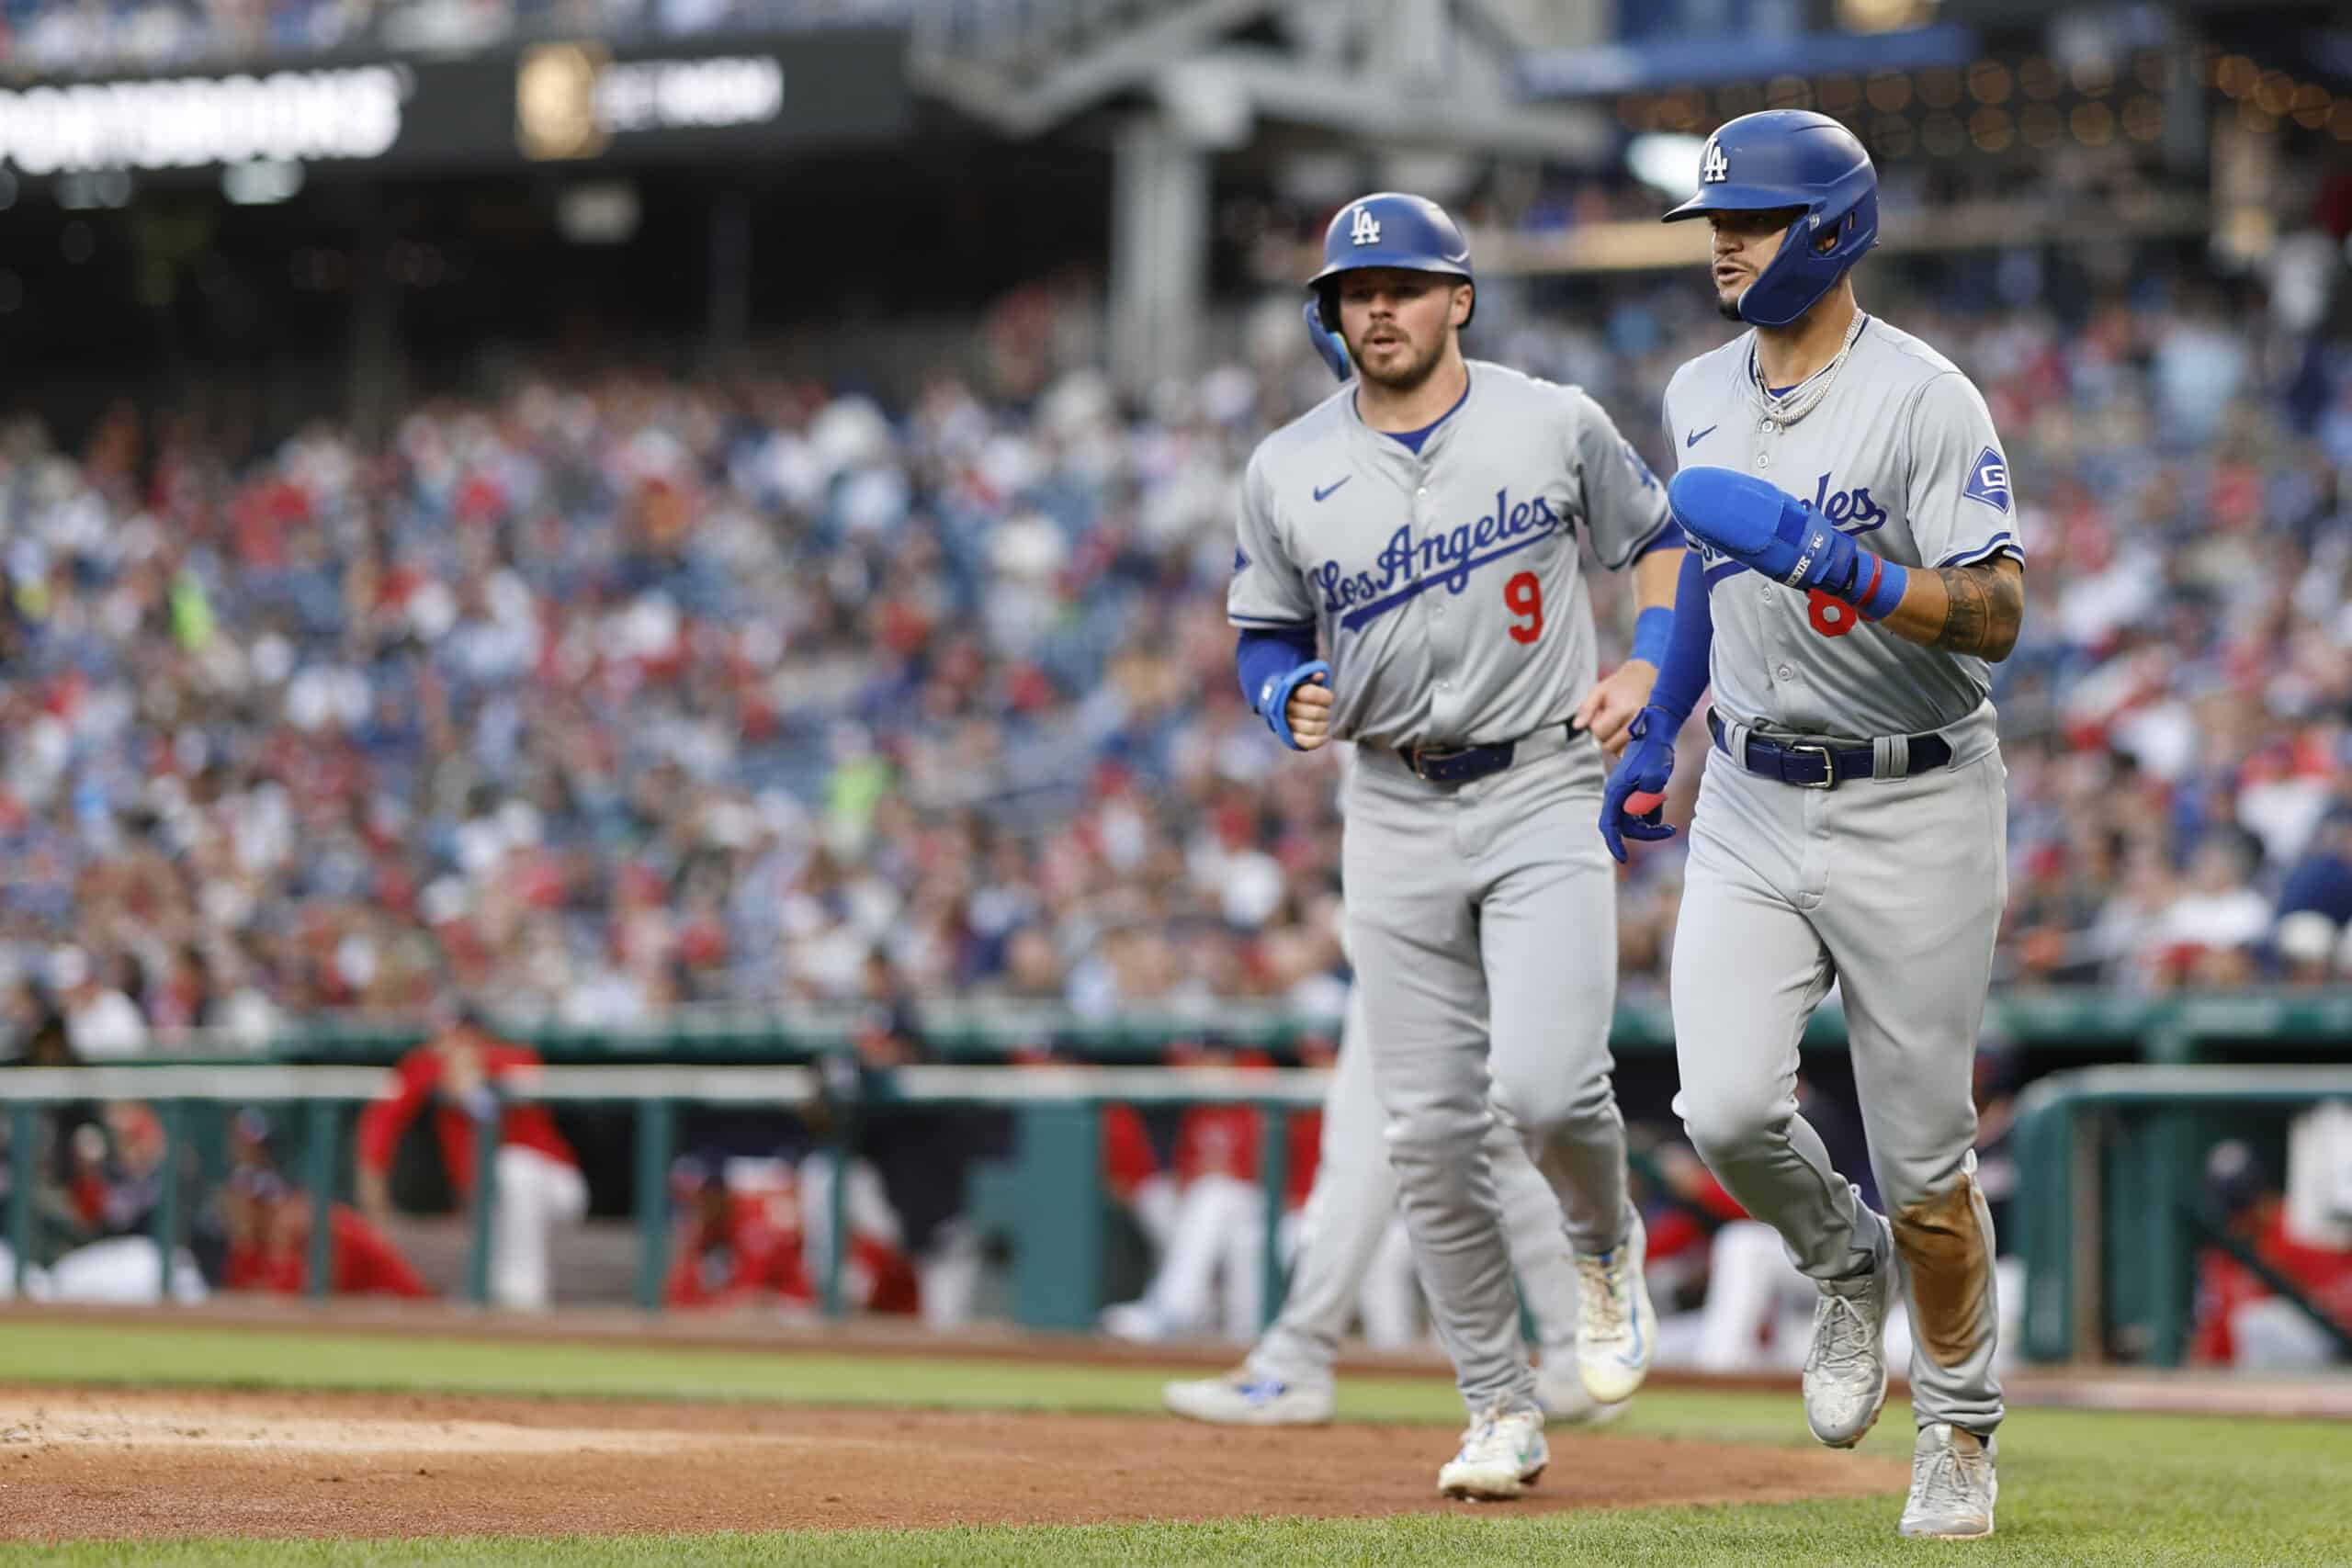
[[0, 1063, 1330, 1335], [8, 1010, 2351, 1365], [137, 989, 2352, 1067], [2012, 1064, 2352, 1369]]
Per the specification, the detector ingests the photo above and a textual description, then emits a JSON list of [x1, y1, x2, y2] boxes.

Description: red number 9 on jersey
[[1505, 571, 1544, 644]]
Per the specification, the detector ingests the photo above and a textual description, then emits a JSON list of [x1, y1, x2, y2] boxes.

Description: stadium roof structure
[[909, 0, 1610, 158]]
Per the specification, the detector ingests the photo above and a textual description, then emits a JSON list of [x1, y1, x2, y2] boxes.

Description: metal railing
[[88, 986, 2352, 1066], [2012, 1065, 2352, 1367], [0, 1061, 1328, 1331]]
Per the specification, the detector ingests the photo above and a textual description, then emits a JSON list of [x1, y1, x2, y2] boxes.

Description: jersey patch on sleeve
[[1621, 438, 1659, 492], [1962, 446, 2010, 514]]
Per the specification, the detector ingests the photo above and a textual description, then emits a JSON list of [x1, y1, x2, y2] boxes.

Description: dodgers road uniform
[[1663, 312, 2018, 1438], [1229, 360, 1671, 1417]]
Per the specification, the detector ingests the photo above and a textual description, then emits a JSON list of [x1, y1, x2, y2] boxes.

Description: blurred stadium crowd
[[2, 243, 2350, 1062]]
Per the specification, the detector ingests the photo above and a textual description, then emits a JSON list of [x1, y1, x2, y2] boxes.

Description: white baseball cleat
[[1098, 1300, 1169, 1343], [1804, 1225, 1895, 1449], [1437, 1403, 1549, 1501], [1898, 1423, 1998, 1540], [1536, 1357, 1631, 1427], [1162, 1371, 1336, 1427], [1572, 1209, 1656, 1404]]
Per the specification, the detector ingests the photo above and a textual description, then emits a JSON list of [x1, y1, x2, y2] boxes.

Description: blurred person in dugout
[[356, 1001, 585, 1309], [663, 1149, 821, 1312], [220, 1110, 429, 1301], [2193, 1135, 2352, 1370], [1, 1005, 204, 1303], [799, 954, 997, 1327], [1100, 1041, 1323, 1344]]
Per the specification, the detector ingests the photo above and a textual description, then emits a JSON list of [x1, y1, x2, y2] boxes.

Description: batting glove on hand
[[1668, 468, 1900, 618], [1600, 706, 1679, 863], [1260, 660, 1332, 750]]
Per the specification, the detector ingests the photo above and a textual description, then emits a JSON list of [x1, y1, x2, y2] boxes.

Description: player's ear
[[1452, 283, 1473, 328]]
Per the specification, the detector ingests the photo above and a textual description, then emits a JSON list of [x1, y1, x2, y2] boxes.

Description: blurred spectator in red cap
[[356, 1001, 583, 1309]]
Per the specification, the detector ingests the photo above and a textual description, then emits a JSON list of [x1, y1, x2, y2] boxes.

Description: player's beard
[[1351, 327, 1446, 392], [1716, 291, 1746, 323]]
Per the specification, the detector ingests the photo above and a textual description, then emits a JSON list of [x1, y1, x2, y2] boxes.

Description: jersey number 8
[[1505, 572, 1544, 645]]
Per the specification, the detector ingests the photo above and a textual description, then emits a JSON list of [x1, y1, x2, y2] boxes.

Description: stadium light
[[222, 159, 304, 206], [557, 182, 641, 245], [1625, 131, 1707, 200]]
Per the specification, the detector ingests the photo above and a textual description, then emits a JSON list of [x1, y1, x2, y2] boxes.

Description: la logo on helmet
[[1701, 140, 1729, 183], [1350, 206, 1383, 246]]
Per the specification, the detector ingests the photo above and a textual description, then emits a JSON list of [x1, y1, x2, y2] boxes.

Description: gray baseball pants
[[1670, 729, 2008, 1435], [1342, 728, 1631, 1417], [1247, 987, 1586, 1388]]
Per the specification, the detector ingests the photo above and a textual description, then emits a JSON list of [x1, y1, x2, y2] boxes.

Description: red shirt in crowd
[[226, 1201, 432, 1299], [2191, 1201, 2352, 1365], [1648, 1164, 1751, 1268], [1103, 1101, 1320, 1208], [355, 1037, 578, 1198], [664, 1192, 814, 1309], [1102, 1104, 1159, 1201]]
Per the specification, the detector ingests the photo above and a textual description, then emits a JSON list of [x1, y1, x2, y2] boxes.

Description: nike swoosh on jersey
[[1685, 424, 1718, 448], [1313, 478, 1351, 502]]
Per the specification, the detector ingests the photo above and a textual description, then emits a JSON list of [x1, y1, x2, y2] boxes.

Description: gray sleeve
[[1659, 376, 1684, 475], [1905, 372, 2023, 569], [1570, 387, 1674, 570], [1227, 451, 1316, 626]]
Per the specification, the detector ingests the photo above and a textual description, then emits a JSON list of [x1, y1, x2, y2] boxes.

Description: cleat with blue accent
[[1437, 1403, 1548, 1500], [1162, 1370, 1336, 1427], [1574, 1208, 1656, 1404]]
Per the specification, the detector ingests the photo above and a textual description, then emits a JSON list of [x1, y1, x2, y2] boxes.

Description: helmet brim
[[1662, 186, 1820, 223], [1306, 259, 1474, 288]]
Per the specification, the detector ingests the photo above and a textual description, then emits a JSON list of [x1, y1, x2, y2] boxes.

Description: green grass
[[0, 1321, 2346, 1566]]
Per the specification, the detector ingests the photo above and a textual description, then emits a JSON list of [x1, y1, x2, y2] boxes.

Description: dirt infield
[[0, 1386, 1910, 1542]]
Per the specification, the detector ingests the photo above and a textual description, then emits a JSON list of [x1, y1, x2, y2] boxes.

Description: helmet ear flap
[[1317, 283, 1340, 333]]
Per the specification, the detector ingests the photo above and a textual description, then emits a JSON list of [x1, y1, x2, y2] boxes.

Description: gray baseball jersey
[[1663, 315, 2021, 739], [1229, 363, 1669, 1422], [1661, 311, 2016, 1441], [1228, 362, 1672, 748]]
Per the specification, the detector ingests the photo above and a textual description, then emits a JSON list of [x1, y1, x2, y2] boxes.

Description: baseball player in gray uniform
[[1160, 987, 1623, 1427], [1231, 191, 1682, 1499], [1600, 111, 2021, 1540]]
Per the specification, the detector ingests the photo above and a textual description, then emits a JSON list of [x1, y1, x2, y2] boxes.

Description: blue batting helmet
[[1662, 110, 1877, 329], [1308, 192, 1474, 333]]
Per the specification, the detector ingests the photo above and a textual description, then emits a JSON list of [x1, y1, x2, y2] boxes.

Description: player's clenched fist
[[1258, 659, 1334, 751], [1286, 672, 1335, 750]]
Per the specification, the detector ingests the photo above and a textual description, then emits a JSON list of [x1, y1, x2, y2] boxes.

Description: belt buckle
[[1407, 743, 1458, 781], [1788, 741, 1838, 790]]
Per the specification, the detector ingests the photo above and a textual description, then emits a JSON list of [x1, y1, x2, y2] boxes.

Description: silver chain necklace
[[1750, 311, 1870, 428]]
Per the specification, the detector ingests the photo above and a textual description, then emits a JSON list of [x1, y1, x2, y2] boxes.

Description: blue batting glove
[[1600, 706, 1679, 863], [1260, 660, 1331, 750]]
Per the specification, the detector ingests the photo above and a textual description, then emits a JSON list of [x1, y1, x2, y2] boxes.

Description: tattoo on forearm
[[1930, 564, 2022, 659]]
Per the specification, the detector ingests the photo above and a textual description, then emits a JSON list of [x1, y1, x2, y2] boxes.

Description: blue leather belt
[[1401, 719, 1582, 784], [1706, 707, 1951, 791]]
